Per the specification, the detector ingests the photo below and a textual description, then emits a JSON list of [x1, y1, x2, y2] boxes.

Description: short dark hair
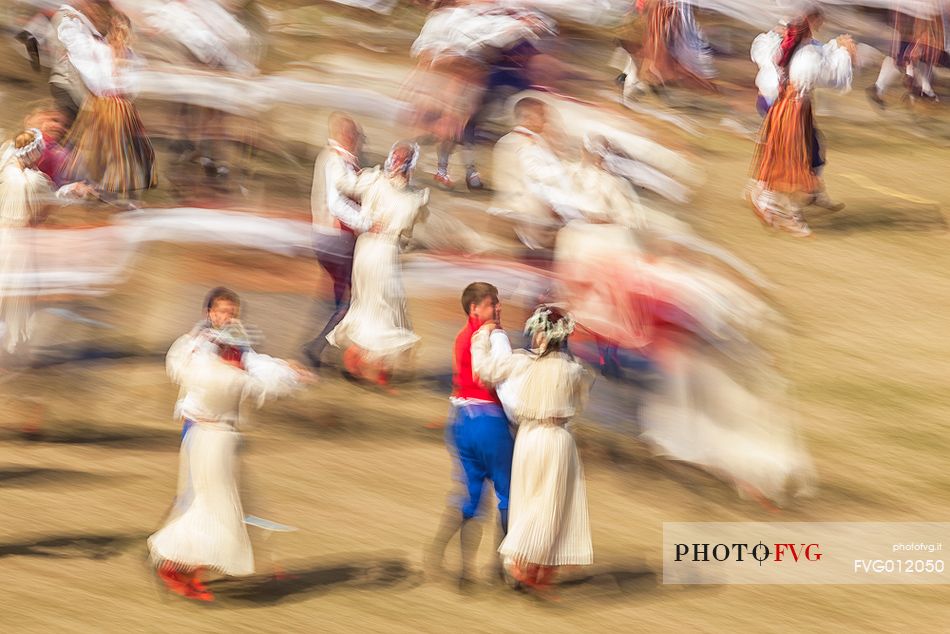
[[204, 287, 240, 312], [460, 282, 498, 316]]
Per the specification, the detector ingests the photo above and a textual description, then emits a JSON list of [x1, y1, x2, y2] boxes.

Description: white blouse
[[471, 328, 592, 425], [355, 169, 429, 243], [167, 333, 299, 427], [787, 39, 852, 95]]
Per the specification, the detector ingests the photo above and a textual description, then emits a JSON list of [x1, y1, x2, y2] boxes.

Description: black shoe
[[614, 73, 627, 88], [301, 346, 322, 369], [15, 32, 41, 73]]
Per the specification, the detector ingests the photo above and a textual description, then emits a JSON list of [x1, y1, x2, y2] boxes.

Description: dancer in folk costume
[[748, 8, 855, 237], [0, 128, 94, 356], [471, 305, 594, 595], [406, 2, 553, 190], [490, 97, 583, 254], [427, 282, 516, 588], [62, 10, 157, 198], [149, 288, 311, 602], [0, 130, 51, 357], [326, 142, 429, 389], [867, 2, 947, 107], [635, 0, 717, 94], [302, 113, 370, 369], [553, 134, 656, 378]]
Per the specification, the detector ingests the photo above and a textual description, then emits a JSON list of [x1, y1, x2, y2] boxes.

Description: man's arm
[[325, 158, 371, 233]]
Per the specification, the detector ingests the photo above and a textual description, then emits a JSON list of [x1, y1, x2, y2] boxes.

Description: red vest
[[451, 316, 500, 403]]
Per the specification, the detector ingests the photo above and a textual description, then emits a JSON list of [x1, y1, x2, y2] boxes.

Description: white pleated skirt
[[148, 423, 254, 576], [499, 421, 593, 566], [327, 233, 419, 360]]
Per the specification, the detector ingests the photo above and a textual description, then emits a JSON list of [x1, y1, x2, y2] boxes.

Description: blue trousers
[[447, 403, 514, 520]]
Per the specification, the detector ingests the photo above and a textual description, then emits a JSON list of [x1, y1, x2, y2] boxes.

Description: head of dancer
[[75, 0, 116, 34], [524, 304, 574, 356], [461, 282, 500, 326], [203, 287, 248, 367], [384, 141, 420, 181], [328, 112, 364, 156], [12, 129, 45, 167], [514, 97, 549, 135], [204, 286, 241, 329]]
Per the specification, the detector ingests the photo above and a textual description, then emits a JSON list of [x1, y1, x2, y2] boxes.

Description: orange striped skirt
[[64, 96, 157, 196], [751, 89, 819, 195], [638, 0, 715, 90]]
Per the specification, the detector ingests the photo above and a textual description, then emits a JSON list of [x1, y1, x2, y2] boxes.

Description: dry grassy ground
[[1, 3, 949, 632]]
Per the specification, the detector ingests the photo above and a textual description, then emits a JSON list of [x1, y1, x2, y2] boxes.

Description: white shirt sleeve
[[325, 157, 372, 233], [242, 351, 300, 407], [471, 328, 520, 385], [518, 142, 584, 221], [818, 39, 853, 92], [789, 40, 852, 94], [58, 15, 116, 96]]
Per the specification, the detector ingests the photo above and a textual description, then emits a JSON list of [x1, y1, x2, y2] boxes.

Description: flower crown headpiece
[[524, 305, 575, 346], [13, 128, 44, 164], [384, 141, 420, 176]]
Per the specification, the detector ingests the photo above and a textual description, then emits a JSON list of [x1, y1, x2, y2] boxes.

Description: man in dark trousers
[[302, 113, 371, 368]]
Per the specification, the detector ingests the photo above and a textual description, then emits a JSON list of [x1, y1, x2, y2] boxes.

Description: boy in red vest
[[427, 282, 515, 589]]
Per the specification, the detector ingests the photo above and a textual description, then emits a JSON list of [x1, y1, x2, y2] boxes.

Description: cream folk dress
[[326, 169, 428, 363], [0, 144, 50, 354], [471, 328, 594, 566], [148, 333, 299, 576]]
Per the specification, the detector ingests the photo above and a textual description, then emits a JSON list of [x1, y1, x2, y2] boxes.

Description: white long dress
[[0, 145, 50, 354], [471, 328, 594, 566], [148, 333, 299, 576], [326, 170, 428, 362]]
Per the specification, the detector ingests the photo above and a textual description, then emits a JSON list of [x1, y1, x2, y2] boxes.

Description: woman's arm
[[471, 326, 521, 385]]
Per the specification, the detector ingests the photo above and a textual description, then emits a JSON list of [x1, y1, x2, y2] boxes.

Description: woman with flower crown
[[471, 304, 594, 595], [327, 141, 429, 390], [0, 128, 96, 355]]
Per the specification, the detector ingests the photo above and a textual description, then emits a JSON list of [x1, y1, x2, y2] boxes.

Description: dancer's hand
[[479, 322, 497, 334], [836, 35, 857, 61]]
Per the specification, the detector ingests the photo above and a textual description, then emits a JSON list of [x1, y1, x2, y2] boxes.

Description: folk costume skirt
[[751, 88, 822, 196], [64, 95, 157, 196], [148, 422, 254, 576], [499, 420, 592, 567]]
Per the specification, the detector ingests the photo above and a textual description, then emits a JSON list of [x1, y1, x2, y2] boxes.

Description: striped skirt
[[638, 0, 715, 90], [751, 89, 820, 195], [64, 96, 157, 196], [499, 420, 592, 567]]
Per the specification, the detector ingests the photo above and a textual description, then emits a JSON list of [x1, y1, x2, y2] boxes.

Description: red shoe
[[433, 171, 454, 190], [342, 346, 364, 379], [185, 585, 214, 602], [185, 570, 215, 602], [156, 565, 191, 597]]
